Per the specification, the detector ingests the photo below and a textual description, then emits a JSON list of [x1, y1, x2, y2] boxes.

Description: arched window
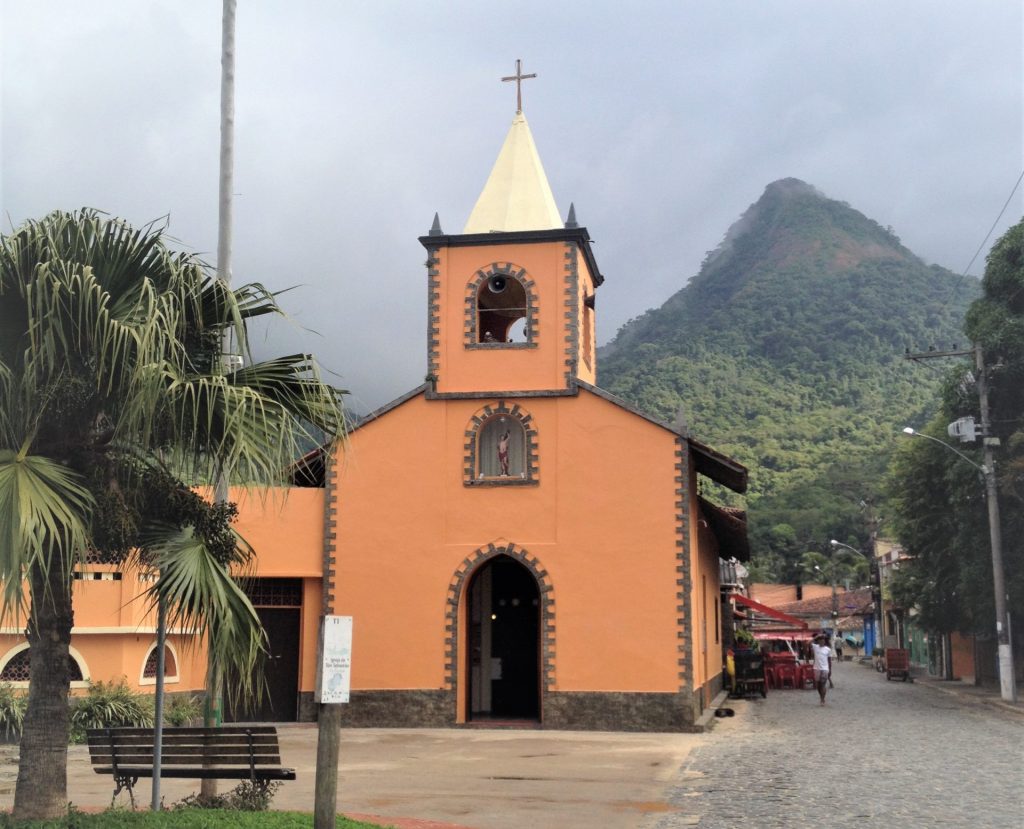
[[0, 646, 85, 683], [141, 643, 179, 685], [465, 264, 538, 347], [478, 274, 527, 343], [478, 416, 526, 478], [464, 403, 538, 486]]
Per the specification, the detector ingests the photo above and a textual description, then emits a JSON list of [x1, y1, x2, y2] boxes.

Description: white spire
[[463, 111, 562, 234]]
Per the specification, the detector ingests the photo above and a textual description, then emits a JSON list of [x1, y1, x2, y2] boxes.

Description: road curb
[[693, 689, 731, 731], [914, 677, 1024, 717]]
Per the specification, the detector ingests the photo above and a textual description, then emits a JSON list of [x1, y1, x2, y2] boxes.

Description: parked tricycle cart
[[884, 648, 912, 682], [732, 649, 768, 698]]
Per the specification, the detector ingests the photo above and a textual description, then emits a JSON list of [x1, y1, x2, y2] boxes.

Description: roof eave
[[419, 226, 605, 286]]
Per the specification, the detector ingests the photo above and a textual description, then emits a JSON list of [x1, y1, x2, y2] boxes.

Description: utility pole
[[974, 344, 1016, 702], [905, 346, 1017, 702]]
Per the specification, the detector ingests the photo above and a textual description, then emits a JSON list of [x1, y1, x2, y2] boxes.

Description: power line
[[944, 168, 1024, 310]]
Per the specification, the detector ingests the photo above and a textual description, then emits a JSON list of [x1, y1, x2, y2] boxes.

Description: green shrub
[[70, 680, 154, 742], [172, 780, 282, 812], [734, 628, 757, 648], [164, 694, 202, 727], [0, 683, 26, 741]]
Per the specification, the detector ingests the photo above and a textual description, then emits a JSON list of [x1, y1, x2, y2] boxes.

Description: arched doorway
[[466, 556, 540, 721]]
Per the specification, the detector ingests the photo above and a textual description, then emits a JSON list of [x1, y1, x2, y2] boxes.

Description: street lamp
[[813, 563, 840, 629], [829, 540, 879, 653], [901, 426, 1017, 703], [901, 427, 988, 474]]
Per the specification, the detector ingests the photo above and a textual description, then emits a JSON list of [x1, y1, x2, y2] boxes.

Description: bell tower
[[419, 67, 602, 398]]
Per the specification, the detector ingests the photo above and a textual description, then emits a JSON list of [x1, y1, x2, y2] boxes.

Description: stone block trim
[[306, 689, 701, 731], [542, 690, 701, 732], [443, 542, 556, 697], [463, 401, 539, 487], [562, 242, 580, 387], [426, 248, 441, 386], [336, 690, 455, 727], [675, 437, 692, 690], [464, 262, 539, 348], [321, 448, 339, 614]]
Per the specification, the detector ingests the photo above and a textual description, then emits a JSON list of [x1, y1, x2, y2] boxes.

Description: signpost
[[314, 616, 351, 828], [317, 616, 352, 704]]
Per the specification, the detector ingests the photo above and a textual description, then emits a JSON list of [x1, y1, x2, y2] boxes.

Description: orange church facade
[[0, 106, 748, 732]]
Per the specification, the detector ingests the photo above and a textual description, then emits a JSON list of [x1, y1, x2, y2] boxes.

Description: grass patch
[[0, 810, 390, 829]]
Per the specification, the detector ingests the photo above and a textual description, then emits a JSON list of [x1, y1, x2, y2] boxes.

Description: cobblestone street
[[654, 660, 1024, 829]]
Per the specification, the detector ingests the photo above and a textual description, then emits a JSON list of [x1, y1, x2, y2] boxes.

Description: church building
[[306, 91, 750, 730], [0, 79, 749, 733]]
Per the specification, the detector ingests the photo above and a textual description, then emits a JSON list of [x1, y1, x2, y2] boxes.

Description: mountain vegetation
[[598, 179, 978, 580], [888, 217, 1024, 638]]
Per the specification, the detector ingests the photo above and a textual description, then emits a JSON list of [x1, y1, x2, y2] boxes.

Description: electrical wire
[[944, 168, 1024, 310]]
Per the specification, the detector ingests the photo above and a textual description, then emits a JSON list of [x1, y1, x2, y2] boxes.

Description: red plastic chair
[[800, 663, 817, 689], [775, 662, 798, 689]]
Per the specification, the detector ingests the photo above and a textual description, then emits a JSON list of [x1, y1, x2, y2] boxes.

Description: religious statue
[[497, 430, 511, 476]]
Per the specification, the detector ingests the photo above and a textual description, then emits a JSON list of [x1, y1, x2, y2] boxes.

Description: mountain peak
[[762, 178, 824, 199]]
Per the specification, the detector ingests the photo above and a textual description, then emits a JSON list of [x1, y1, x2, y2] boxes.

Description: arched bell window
[[464, 403, 538, 486], [478, 274, 527, 343], [465, 264, 538, 347]]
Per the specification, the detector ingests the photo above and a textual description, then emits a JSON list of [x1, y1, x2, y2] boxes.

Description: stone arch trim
[[463, 262, 539, 348], [463, 401, 539, 486], [443, 542, 556, 697]]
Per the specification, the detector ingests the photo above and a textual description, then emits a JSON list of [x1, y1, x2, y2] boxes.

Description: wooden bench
[[86, 726, 296, 808]]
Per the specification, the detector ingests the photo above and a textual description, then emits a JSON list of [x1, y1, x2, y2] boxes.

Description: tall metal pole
[[975, 344, 1017, 703], [150, 597, 167, 810], [203, 0, 236, 797]]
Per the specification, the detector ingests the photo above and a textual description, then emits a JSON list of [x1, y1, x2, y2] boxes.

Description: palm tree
[[0, 208, 345, 818]]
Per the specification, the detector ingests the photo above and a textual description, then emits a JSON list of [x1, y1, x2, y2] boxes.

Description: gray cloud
[[2, 1, 1021, 412]]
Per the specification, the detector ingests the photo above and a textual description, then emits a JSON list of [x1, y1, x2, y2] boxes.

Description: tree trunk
[[13, 562, 73, 819]]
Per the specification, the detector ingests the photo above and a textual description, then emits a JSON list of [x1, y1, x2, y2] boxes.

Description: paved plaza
[[0, 662, 1020, 827], [654, 660, 1024, 829]]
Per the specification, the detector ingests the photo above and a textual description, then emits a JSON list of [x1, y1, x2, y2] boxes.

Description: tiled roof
[[773, 587, 874, 622]]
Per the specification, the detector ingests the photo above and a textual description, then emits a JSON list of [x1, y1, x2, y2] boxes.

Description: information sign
[[317, 615, 352, 704]]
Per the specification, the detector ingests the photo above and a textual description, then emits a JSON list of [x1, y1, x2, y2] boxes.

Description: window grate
[[1, 649, 83, 682], [239, 577, 303, 607]]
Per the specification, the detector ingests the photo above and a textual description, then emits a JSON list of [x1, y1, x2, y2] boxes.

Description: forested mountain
[[599, 178, 977, 580]]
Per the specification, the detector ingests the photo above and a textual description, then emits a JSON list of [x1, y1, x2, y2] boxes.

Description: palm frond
[[133, 526, 266, 701], [0, 449, 92, 617], [154, 355, 345, 483]]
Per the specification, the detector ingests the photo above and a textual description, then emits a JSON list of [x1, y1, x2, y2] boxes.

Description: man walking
[[811, 633, 833, 706]]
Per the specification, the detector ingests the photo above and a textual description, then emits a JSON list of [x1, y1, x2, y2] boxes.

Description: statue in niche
[[497, 430, 511, 476]]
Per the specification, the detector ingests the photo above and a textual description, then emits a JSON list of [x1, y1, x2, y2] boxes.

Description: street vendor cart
[[732, 649, 767, 698], [884, 647, 912, 682]]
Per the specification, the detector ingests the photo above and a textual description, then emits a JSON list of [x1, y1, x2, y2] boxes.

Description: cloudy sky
[[2, 1, 1021, 413]]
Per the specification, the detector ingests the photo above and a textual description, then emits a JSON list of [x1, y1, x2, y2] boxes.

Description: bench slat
[[89, 741, 280, 755], [88, 726, 278, 736], [92, 766, 296, 781], [88, 734, 280, 747], [91, 749, 284, 761]]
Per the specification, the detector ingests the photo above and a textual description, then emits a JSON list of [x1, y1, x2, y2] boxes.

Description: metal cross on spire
[[502, 59, 537, 113]]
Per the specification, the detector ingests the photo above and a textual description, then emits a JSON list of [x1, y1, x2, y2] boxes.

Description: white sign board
[[317, 615, 352, 704]]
